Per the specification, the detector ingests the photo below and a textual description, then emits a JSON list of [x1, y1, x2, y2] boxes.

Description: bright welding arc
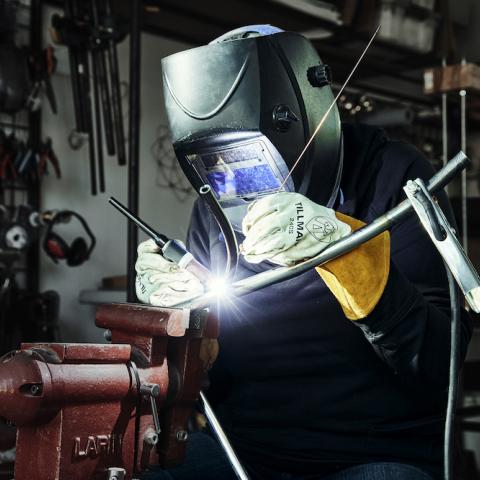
[[279, 25, 381, 189]]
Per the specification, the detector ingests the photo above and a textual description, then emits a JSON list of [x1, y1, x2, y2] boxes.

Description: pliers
[[38, 139, 61, 178]]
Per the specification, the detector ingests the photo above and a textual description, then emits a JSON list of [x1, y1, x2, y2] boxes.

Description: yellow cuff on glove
[[315, 212, 390, 321]]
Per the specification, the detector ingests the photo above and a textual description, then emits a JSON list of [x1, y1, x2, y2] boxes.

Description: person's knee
[[336, 462, 434, 480], [140, 432, 237, 480], [141, 467, 174, 480]]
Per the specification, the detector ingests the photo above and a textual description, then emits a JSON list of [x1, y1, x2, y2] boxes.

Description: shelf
[[79, 289, 126, 305]]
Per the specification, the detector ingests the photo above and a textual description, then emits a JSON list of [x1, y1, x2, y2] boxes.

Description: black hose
[[199, 184, 238, 278], [444, 264, 461, 480]]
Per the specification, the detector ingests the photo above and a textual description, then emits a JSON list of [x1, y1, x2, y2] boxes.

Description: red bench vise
[[0, 303, 218, 480]]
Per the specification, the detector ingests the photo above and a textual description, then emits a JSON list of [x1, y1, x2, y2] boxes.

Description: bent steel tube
[[188, 151, 468, 308], [200, 391, 250, 480]]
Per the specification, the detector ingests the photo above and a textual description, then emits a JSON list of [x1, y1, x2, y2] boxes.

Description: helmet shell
[[162, 29, 342, 206]]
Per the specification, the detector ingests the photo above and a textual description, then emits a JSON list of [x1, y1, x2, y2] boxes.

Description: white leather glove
[[135, 239, 205, 307], [241, 192, 351, 266]]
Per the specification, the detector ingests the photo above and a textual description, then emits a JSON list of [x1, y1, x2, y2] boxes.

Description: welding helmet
[[162, 25, 342, 229]]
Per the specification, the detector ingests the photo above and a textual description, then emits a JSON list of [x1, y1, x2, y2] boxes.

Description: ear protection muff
[[68, 237, 88, 266], [45, 231, 69, 260], [43, 211, 96, 267]]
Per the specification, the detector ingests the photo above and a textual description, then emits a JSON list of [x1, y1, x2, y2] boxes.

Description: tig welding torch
[[109, 197, 211, 284]]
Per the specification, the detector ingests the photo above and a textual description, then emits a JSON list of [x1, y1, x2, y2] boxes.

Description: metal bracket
[[404, 178, 480, 312], [140, 383, 161, 435], [107, 467, 126, 480]]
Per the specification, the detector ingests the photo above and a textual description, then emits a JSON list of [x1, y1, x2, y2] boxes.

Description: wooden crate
[[424, 63, 480, 94]]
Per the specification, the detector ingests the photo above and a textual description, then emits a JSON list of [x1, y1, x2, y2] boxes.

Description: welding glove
[[241, 192, 352, 266], [315, 212, 390, 320], [135, 239, 205, 307], [241, 192, 390, 320]]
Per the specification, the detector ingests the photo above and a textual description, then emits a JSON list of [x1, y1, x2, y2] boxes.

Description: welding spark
[[207, 276, 232, 299]]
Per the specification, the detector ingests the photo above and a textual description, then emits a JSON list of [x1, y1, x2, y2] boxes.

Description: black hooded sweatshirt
[[186, 123, 472, 478]]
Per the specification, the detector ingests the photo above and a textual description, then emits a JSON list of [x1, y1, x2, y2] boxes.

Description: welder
[[136, 25, 472, 480]]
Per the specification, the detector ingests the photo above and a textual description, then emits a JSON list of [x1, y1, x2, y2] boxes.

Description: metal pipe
[[71, 0, 91, 135], [91, 0, 115, 156], [460, 58, 468, 253], [90, 50, 105, 192], [64, 0, 84, 132], [126, 0, 142, 302], [83, 48, 98, 195], [441, 58, 448, 195], [106, 0, 127, 166], [98, 48, 116, 156], [188, 151, 469, 308], [199, 391, 250, 480]]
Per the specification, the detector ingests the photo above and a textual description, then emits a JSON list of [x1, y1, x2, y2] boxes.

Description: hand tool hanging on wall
[[104, 0, 126, 166], [51, 1, 97, 194], [82, 27, 99, 196], [90, 0, 115, 156], [0, 128, 62, 184], [52, 1, 85, 131], [88, 0, 115, 192], [26, 46, 58, 114], [50, 1, 128, 194]]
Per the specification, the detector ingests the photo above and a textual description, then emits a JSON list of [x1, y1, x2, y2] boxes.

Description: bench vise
[[0, 303, 218, 480]]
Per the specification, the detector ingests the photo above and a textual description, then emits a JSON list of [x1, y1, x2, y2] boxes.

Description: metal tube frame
[[200, 392, 249, 480], [187, 151, 469, 309], [459, 59, 468, 254], [441, 58, 448, 195]]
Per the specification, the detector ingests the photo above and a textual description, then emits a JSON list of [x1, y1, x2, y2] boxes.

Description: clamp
[[404, 178, 480, 311]]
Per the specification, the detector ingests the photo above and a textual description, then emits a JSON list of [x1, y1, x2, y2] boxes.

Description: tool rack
[[0, 0, 43, 348]]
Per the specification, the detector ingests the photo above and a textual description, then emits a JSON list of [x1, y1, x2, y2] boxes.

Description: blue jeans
[[142, 433, 434, 480]]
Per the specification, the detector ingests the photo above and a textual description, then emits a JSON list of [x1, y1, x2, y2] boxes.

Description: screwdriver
[[109, 197, 211, 284]]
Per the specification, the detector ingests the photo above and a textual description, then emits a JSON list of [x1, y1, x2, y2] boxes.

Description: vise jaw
[[0, 303, 218, 480]]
